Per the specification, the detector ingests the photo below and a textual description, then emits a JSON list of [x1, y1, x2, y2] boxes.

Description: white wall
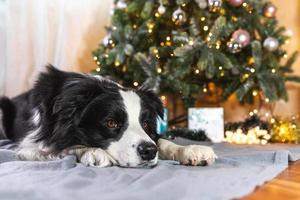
[[0, 0, 6, 95], [1, 0, 113, 97]]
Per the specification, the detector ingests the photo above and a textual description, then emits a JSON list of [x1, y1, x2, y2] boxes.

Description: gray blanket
[[1, 138, 300, 200]]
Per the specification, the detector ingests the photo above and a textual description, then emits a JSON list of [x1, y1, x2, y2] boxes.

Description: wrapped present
[[188, 107, 224, 142]]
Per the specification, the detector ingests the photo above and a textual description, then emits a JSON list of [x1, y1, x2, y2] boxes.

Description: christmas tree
[[92, 0, 299, 106]]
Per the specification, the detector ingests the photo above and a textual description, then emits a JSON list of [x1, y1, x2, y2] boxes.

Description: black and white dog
[[0, 66, 216, 168]]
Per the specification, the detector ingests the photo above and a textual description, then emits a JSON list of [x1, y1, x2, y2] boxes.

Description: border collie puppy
[[0, 66, 216, 167]]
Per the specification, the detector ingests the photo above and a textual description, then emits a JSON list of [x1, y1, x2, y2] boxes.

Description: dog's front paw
[[177, 145, 217, 166], [79, 149, 116, 168]]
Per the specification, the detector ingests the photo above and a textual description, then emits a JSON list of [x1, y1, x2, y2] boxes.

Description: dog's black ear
[[137, 87, 164, 119], [32, 64, 84, 106]]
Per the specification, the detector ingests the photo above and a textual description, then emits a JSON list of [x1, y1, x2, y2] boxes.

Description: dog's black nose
[[137, 142, 158, 161]]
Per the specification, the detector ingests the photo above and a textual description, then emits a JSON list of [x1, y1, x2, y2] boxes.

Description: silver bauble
[[103, 35, 115, 48], [196, 0, 208, 9], [158, 4, 166, 14], [227, 39, 243, 54], [172, 8, 187, 25], [208, 0, 222, 11], [263, 37, 279, 52], [116, 0, 127, 9]]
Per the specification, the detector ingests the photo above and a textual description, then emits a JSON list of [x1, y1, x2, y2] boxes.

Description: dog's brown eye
[[106, 119, 119, 129], [143, 122, 148, 129]]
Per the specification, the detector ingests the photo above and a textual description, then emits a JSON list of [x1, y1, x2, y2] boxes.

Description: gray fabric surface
[[1, 138, 300, 200]]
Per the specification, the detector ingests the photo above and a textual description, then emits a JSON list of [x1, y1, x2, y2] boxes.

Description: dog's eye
[[143, 122, 148, 129], [106, 119, 119, 129]]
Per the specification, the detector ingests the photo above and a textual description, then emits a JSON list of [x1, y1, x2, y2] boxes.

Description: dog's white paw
[[177, 145, 217, 166], [79, 149, 116, 168]]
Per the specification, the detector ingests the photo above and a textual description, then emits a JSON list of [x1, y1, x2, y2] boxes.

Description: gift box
[[188, 107, 224, 142]]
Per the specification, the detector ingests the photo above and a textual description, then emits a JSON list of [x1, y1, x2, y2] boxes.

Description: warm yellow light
[[283, 54, 288, 58], [265, 98, 270, 103], [195, 69, 200, 74], [166, 36, 171, 41], [112, 26, 117, 30], [231, 16, 238, 22], [203, 26, 209, 31], [161, 95, 166, 101], [182, 3, 186, 7], [133, 24, 137, 29], [148, 23, 154, 29], [148, 29, 153, 33], [243, 73, 250, 79], [155, 12, 160, 17], [157, 68, 162, 73], [250, 68, 255, 73], [203, 88, 208, 93], [93, 56, 98, 61], [114, 60, 120, 66], [252, 90, 258, 96], [133, 82, 139, 87], [201, 17, 206, 21], [153, 49, 158, 54], [270, 118, 276, 124], [271, 69, 276, 73], [285, 39, 290, 44], [104, 54, 109, 58], [170, 53, 174, 57], [96, 67, 101, 72], [188, 40, 194, 45], [96, 61, 100, 65], [249, 112, 254, 116], [219, 66, 223, 70]]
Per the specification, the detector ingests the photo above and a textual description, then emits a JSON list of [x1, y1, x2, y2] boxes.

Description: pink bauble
[[263, 3, 277, 18], [232, 29, 250, 47], [228, 0, 244, 7]]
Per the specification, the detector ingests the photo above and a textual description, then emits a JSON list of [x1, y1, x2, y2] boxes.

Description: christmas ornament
[[271, 119, 300, 143], [196, 0, 208, 9], [227, 39, 242, 53], [228, 0, 244, 7], [232, 29, 250, 47], [158, 4, 166, 14], [103, 35, 115, 48], [116, 0, 127, 9], [172, 8, 187, 25], [208, 0, 223, 12], [263, 37, 279, 52], [263, 3, 277, 18]]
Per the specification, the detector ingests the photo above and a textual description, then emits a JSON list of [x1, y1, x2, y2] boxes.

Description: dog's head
[[33, 66, 163, 167]]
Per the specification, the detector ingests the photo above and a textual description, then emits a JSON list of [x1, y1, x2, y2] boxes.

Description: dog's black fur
[[0, 65, 163, 154]]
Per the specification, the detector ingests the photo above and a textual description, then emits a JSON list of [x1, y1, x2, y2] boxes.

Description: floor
[[241, 161, 300, 200]]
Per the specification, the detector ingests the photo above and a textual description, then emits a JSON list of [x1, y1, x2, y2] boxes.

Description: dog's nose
[[137, 142, 158, 161]]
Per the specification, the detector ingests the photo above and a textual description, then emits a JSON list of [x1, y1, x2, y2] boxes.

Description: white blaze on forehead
[[119, 90, 153, 143], [120, 90, 141, 123], [105, 90, 157, 167]]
